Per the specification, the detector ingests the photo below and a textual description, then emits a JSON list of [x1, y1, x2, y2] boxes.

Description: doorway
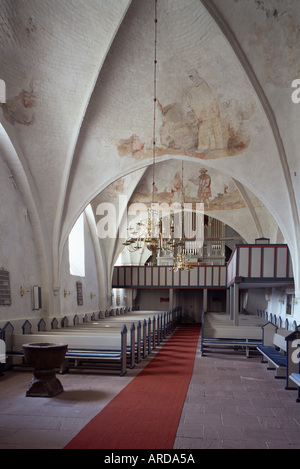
[[176, 289, 203, 324]]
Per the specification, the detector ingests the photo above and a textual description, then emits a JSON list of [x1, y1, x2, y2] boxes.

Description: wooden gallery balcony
[[112, 244, 294, 290]]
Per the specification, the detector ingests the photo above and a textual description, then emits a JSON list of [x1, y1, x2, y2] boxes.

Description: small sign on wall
[[76, 281, 83, 305], [0, 270, 11, 306], [33, 285, 42, 310]]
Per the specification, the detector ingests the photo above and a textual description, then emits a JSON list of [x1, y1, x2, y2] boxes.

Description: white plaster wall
[[135, 289, 170, 312], [239, 287, 300, 328], [245, 288, 268, 316], [266, 287, 300, 329], [111, 288, 129, 310], [0, 155, 41, 332]]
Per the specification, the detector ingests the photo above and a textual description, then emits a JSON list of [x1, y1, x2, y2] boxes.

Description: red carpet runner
[[64, 325, 201, 449]]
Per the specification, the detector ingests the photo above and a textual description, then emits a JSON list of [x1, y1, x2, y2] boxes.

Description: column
[[226, 288, 230, 315], [203, 288, 208, 312], [233, 282, 239, 326], [169, 289, 173, 311], [230, 285, 234, 320]]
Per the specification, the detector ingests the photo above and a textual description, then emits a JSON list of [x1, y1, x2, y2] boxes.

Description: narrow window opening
[[69, 213, 85, 277]]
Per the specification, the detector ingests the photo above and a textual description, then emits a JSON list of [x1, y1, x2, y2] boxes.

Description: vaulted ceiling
[[1, 0, 300, 293]]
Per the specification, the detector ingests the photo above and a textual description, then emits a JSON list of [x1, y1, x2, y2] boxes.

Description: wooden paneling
[[263, 247, 275, 278], [250, 248, 261, 277], [112, 245, 293, 289], [113, 265, 227, 288], [276, 247, 287, 277], [238, 247, 249, 277]]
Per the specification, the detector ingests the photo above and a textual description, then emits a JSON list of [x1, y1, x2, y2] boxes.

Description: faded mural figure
[[186, 69, 224, 153], [189, 168, 212, 207], [1, 86, 36, 126]]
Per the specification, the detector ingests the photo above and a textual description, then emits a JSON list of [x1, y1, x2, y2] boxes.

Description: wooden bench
[[48, 310, 174, 366], [72, 308, 179, 340], [257, 322, 288, 378], [286, 328, 300, 391], [202, 338, 263, 358], [41, 317, 145, 369], [24, 313, 153, 370], [2, 321, 128, 376], [289, 373, 300, 402], [0, 355, 6, 376], [201, 310, 263, 358], [69, 310, 171, 361], [1, 307, 181, 376], [71, 311, 169, 363], [0, 328, 6, 376], [58, 320, 138, 369], [257, 322, 300, 392], [289, 341, 300, 402]]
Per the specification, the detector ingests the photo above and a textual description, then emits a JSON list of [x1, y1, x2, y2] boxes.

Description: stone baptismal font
[[22, 342, 68, 397]]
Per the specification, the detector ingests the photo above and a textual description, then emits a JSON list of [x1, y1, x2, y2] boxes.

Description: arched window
[[68, 213, 85, 277]]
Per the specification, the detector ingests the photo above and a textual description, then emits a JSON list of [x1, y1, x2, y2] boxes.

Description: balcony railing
[[112, 244, 294, 289]]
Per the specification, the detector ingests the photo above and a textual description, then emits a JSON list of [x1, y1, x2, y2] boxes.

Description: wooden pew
[[66, 309, 177, 342], [201, 310, 263, 357], [2, 322, 25, 371], [285, 326, 300, 390], [53, 310, 172, 365], [51, 321, 137, 369], [41, 318, 142, 369], [257, 322, 289, 379], [0, 328, 6, 376], [289, 373, 300, 402], [255, 322, 300, 394], [38, 316, 141, 369], [1, 307, 181, 377], [289, 341, 300, 402], [71, 312, 161, 364], [50, 309, 171, 367], [50, 308, 177, 365], [2, 321, 128, 376]]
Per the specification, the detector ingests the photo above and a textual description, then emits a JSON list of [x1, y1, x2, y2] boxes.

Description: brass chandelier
[[173, 248, 193, 273], [122, 0, 193, 272], [123, 0, 161, 256]]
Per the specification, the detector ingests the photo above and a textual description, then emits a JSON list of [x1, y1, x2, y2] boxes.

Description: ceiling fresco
[[129, 160, 262, 211], [1, 83, 36, 127], [90, 158, 277, 254], [117, 69, 254, 162]]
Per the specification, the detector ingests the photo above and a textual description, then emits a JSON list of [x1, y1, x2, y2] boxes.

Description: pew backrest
[[19, 333, 121, 350], [62, 316, 68, 328], [38, 319, 46, 331], [2, 322, 14, 351], [285, 327, 300, 389], [22, 320, 32, 335], [273, 333, 287, 352], [51, 318, 58, 329], [73, 315, 79, 326]]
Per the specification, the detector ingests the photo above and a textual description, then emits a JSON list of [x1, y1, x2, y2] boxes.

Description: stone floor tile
[[222, 439, 268, 449], [258, 416, 300, 430], [237, 405, 274, 417], [176, 423, 204, 439], [185, 413, 222, 426], [243, 427, 291, 443], [207, 425, 246, 441], [204, 403, 239, 415], [221, 414, 261, 428], [174, 436, 223, 449]]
